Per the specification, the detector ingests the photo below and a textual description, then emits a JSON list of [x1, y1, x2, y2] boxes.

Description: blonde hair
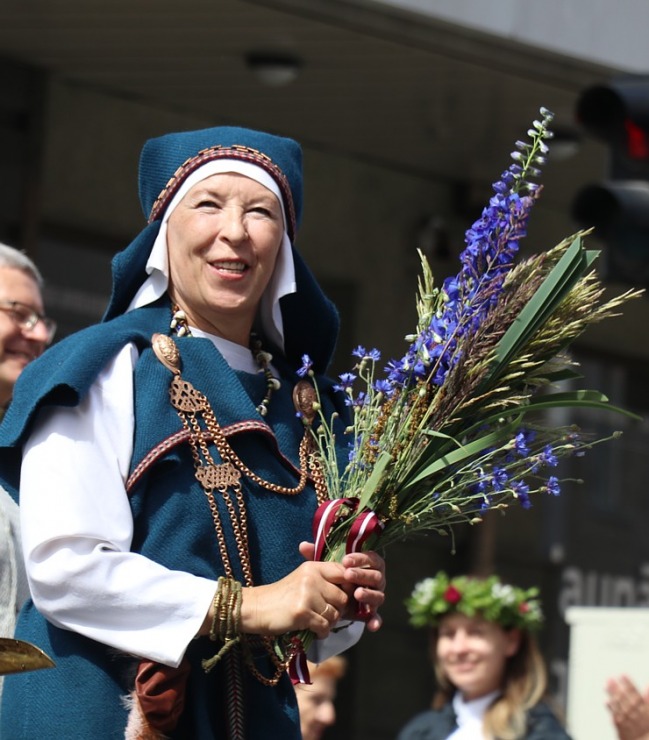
[[431, 629, 547, 739], [306, 655, 347, 681]]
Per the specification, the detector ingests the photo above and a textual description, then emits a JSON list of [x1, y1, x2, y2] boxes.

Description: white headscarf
[[126, 159, 297, 350]]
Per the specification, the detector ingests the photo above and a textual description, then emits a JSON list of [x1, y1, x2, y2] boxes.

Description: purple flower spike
[[297, 354, 313, 377]]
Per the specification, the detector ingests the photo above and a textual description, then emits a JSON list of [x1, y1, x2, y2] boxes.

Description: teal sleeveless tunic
[[0, 300, 345, 739]]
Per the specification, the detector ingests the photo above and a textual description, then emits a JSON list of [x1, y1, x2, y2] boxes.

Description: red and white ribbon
[[288, 639, 310, 685], [290, 498, 384, 684]]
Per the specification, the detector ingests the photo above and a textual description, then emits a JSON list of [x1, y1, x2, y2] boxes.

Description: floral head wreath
[[405, 572, 543, 632]]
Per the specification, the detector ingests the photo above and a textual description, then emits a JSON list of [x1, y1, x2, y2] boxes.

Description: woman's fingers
[[239, 560, 348, 638], [340, 550, 386, 627], [296, 541, 387, 631], [606, 675, 649, 740], [342, 550, 386, 588], [298, 541, 315, 560]]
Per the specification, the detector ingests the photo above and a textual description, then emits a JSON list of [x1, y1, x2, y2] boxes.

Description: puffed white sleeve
[[19, 343, 217, 668]]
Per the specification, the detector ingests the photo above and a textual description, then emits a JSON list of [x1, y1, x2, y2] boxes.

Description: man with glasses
[[0, 243, 55, 410], [0, 241, 54, 703]]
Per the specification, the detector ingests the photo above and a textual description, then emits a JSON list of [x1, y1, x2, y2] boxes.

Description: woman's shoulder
[[396, 704, 456, 740], [526, 700, 572, 739]]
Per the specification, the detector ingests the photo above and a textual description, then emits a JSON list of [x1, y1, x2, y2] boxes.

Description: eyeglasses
[[0, 300, 57, 343]]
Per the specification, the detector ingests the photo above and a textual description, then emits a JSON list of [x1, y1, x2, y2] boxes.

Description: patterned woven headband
[[147, 144, 297, 241]]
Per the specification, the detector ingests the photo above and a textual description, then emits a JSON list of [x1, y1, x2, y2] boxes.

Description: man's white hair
[[0, 243, 44, 288]]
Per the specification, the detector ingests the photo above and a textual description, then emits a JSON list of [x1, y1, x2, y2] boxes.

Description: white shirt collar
[[448, 690, 501, 739], [190, 328, 260, 374]]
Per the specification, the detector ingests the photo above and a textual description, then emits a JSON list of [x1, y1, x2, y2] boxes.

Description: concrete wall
[[370, 0, 649, 74]]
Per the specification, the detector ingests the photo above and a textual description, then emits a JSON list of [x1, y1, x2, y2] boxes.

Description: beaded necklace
[[170, 305, 280, 416]]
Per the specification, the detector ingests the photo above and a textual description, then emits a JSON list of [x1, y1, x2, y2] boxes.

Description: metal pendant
[[170, 376, 208, 413], [292, 380, 317, 425], [152, 333, 181, 374], [196, 462, 242, 491]]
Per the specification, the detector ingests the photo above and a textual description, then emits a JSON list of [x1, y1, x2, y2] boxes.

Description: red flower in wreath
[[519, 602, 530, 614], [443, 585, 462, 604]]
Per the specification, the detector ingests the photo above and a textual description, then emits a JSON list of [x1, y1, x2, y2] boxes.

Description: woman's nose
[[449, 630, 469, 651], [220, 207, 248, 242]]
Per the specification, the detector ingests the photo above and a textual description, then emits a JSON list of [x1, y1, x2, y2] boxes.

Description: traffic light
[[572, 76, 649, 286]]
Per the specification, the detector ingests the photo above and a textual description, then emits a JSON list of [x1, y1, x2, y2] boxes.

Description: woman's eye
[[250, 206, 274, 217]]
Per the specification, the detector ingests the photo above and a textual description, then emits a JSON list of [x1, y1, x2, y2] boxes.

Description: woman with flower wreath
[[0, 125, 386, 739], [398, 572, 571, 740]]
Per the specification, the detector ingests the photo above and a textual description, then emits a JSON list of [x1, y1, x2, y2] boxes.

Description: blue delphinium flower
[[385, 109, 552, 392], [539, 445, 559, 467], [352, 345, 381, 362], [348, 435, 361, 461], [491, 466, 509, 491], [546, 476, 561, 496], [297, 354, 313, 377], [349, 391, 369, 409], [333, 372, 357, 394], [531, 444, 559, 472], [512, 480, 532, 509], [384, 358, 409, 387], [514, 429, 534, 457], [443, 276, 460, 309], [373, 379, 393, 396]]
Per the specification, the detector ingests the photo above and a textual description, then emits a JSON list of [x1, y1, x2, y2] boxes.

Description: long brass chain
[[171, 374, 312, 492], [307, 442, 330, 507], [167, 366, 325, 685]]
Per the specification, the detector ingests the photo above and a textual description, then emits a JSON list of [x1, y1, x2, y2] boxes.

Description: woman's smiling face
[[436, 613, 521, 700], [166, 172, 285, 345]]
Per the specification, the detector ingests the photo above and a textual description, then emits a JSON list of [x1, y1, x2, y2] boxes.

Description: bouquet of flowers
[[297, 107, 640, 565], [287, 108, 641, 683]]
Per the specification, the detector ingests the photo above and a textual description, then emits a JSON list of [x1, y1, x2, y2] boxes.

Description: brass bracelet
[[208, 577, 226, 643], [203, 577, 243, 673]]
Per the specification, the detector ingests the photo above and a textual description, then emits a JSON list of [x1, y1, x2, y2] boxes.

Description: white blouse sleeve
[[19, 343, 217, 668]]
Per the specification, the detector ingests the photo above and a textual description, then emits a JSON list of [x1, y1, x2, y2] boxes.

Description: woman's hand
[[200, 543, 386, 640], [238, 559, 351, 639], [199, 542, 385, 639], [606, 675, 649, 740], [300, 541, 386, 632]]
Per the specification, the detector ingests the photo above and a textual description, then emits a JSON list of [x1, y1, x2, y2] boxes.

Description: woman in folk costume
[[398, 573, 570, 740], [0, 126, 386, 739]]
